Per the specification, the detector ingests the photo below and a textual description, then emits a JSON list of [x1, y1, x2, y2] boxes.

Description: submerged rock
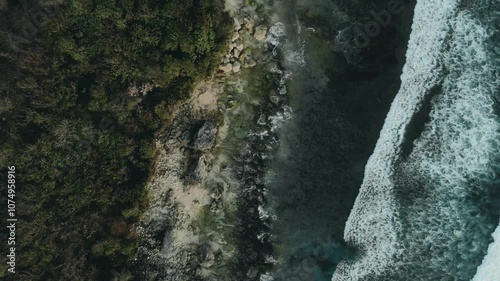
[[243, 58, 256, 69]]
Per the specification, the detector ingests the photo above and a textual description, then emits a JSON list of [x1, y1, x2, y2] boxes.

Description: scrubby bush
[[0, 0, 230, 280]]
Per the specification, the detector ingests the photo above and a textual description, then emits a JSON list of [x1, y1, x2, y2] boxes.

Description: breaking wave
[[333, 0, 500, 280], [473, 222, 500, 281]]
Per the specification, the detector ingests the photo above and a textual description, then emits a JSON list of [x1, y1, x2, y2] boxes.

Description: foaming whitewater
[[473, 222, 500, 281], [228, 16, 307, 280], [263, 0, 417, 280], [333, 0, 500, 280], [255, 17, 308, 281]]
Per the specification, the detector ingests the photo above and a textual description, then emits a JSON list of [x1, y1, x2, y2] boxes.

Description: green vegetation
[[0, 0, 230, 280]]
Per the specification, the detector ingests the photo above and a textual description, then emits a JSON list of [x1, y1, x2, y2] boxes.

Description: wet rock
[[232, 48, 241, 59], [257, 114, 267, 126], [245, 17, 255, 33], [243, 58, 257, 68], [270, 95, 280, 105], [231, 32, 240, 42], [219, 63, 233, 73], [191, 155, 209, 181], [209, 200, 223, 213], [254, 25, 267, 41], [209, 191, 222, 200], [232, 61, 241, 73], [234, 17, 242, 31], [247, 268, 259, 278], [198, 245, 216, 268], [188, 243, 200, 253], [238, 53, 246, 64]]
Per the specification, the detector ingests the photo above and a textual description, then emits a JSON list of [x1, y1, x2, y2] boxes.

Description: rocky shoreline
[[132, 2, 282, 280]]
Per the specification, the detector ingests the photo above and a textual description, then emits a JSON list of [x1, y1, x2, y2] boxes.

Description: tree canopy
[[0, 0, 230, 280]]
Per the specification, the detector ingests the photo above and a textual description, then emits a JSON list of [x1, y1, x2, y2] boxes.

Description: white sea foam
[[333, 1, 459, 278], [267, 18, 306, 68], [333, 0, 500, 280], [269, 105, 293, 132], [258, 205, 272, 220], [473, 222, 500, 281], [284, 17, 306, 67], [260, 273, 275, 281], [267, 22, 286, 56]]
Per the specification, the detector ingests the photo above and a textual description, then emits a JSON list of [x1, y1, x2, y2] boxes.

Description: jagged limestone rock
[[192, 121, 217, 152]]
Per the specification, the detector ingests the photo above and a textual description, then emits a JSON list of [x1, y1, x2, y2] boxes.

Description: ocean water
[[333, 0, 500, 280], [230, 0, 499, 280], [473, 222, 500, 281], [260, 0, 416, 280]]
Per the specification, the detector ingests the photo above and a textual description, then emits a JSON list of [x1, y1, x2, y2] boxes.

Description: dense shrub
[[0, 0, 230, 280]]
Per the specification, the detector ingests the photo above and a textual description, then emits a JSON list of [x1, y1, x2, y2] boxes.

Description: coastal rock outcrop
[[192, 121, 217, 152]]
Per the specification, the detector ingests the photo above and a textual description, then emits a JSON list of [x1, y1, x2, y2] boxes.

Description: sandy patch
[[173, 184, 211, 215], [192, 81, 223, 112]]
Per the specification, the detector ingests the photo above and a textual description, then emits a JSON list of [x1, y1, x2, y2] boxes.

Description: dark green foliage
[[0, 0, 230, 280]]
